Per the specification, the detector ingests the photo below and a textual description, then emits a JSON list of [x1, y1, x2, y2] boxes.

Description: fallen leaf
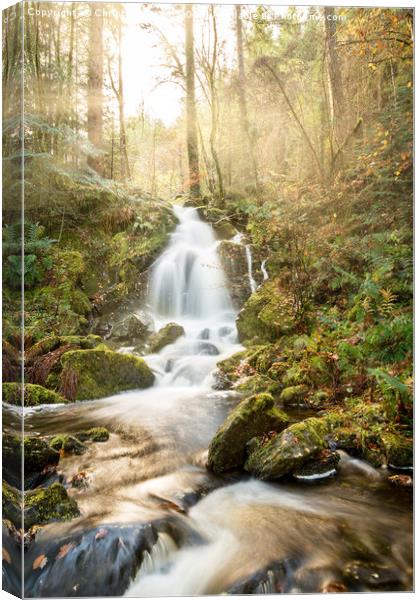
[[56, 543, 75, 560], [33, 554, 48, 570], [2, 548, 11, 564]]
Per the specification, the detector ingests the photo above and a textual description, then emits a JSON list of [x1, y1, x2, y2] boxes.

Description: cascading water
[[146, 206, 241, 387], [15, 205, 412, 598]]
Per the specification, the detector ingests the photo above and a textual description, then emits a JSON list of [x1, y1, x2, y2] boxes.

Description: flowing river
[[6, 206, 412, 596]]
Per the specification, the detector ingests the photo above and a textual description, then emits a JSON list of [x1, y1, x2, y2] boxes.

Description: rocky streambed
[[2, 206, 413, 596]]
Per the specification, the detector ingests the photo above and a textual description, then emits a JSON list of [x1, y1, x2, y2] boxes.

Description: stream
[[5, 206, 412, 596]]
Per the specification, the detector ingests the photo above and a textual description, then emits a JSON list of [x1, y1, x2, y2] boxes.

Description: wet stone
[[343, 560, 405, 590], [293, 450, 340, 481]]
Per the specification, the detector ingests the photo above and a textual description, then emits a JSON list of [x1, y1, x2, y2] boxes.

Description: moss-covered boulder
[[76, 427, 110, 442], [49, 434, 87, 455], [207, 393, 288, 473], [24, 482, 80, 529], [58, 349, 155, 401], [280, 384, 310, 407], [2, 481, 22, 528], [380, 433, 413, 469], [217, 241, 252, 308], [110, 312, 154, 344], [236, 280, 296, 344], [26, 334, 102, 363], [148, 323, 185, 353], [245, 417, 330, 480], [213, 220, 237, 239], [214, 350, 248, 390], [2, 382, 66, 407]]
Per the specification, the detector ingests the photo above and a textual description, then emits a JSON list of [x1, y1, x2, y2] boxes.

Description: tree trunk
[[87, 3, 104, 175], [184, 4, 200, 198], [324, 7, 345, 146], [235, 5, 259, 192], [117, 8, 130, 180]]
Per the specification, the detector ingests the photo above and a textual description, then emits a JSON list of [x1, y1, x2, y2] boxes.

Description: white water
[[245, 245, 258, 293], [261, 258, 269, 281], [147, 206, 242, 388]]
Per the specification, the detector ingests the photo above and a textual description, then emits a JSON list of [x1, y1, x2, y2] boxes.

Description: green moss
[[2, 480, 22, 527], [237, 373, 282, 397], [148, 323, 185, 353], [26, 334, 102, 363], [24, 482, 80, 528], [380, 432, 412, 468], [76, 427, 110, 442], [245, 417, 330, 480], [280, 384, 310, 407], [2, 382, 67, 407], [49, 434, 87, 455], [208, 393, 288, 473], [236, 280, 296, 344], [59, 349, 155, 401]]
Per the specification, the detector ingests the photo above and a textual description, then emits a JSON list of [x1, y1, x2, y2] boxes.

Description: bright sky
[[121, 3, 300, 126]]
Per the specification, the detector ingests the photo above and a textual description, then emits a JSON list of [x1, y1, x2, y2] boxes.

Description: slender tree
[[87, 3, 104, 174], [184, 4, 200, 198], [324, 7, 345, 145]]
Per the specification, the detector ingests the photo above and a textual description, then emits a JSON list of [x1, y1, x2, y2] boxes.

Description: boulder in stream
[[245, 417, 330, 480], [109, 311, 154, 344], [24, 482, 80, 529], [293, 449, 340, 481], [148, 322, 185, 353], [58, 349, 155, 401], [280, 384, 310, 407], [236, 279, 296, 344], [2, 382, 67, 407], [207, 393, 288, 473], [3, 434, 60, 489]]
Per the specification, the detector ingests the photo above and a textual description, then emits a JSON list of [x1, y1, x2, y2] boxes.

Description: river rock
[[217, 241, 251, 308], [24, 482, 80, 529], [58, 349, 155, 401], [207, 393, 288, 473], [2, 481, 22, 528], [236, 279, 296, 344], [196, 341, 219, 356], [2, 382, 66, 407], [148, 322, 185, 353], [228, 560, 288, 594], [380, 432, 413, 469], [343, 560, 404, 590], [76, 427, 110, 442], [245, 417, 330, 480], [24, 523, 158, 597], [293, 449, 340, 481], [3, 434, 60, 489], [280, 384, 310, 407], [49, 435, 87, 455], [110, 311, 154, 344]]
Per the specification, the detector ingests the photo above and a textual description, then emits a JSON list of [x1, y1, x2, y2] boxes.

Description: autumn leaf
[[33, 554, 48, 570], [2, 548, 11, 564], [56, 543, 75, 560]]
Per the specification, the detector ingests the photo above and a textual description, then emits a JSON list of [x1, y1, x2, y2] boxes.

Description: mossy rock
[[49, 434, 87, 455], [280, 384, 310, 407], [2, 480, 22, 528], [213, 221, 237, 239], [245, 417, 331, 480], [293, 450, 340, 480], [76, 427, 110, 442], [148, 323, 185, 353], [214, 351, 248, 389], [26, 334, 102, 363], [24, 482, 80, 529], [110, 312, 154, 344], [236, 280, 296, 344], [58, 349, 155, 401], [380, 433, 412, 469], [207, 393, 288, 473], [236, 374, 282, 397], [2, 382, 67, 407]]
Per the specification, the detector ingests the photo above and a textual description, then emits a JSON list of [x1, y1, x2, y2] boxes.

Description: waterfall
[[146, 206, 241, 387], [261, 259, 269, 281], [245, 245, 257, 293]]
